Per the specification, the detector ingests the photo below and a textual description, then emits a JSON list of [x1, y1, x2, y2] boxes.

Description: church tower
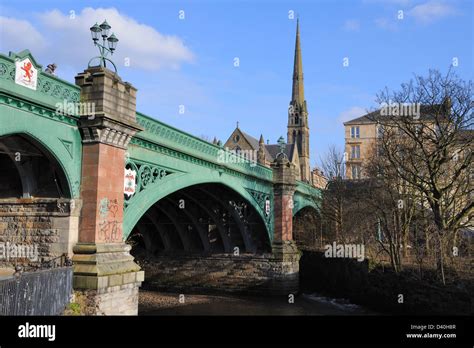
[[287, 19, 311, 182]]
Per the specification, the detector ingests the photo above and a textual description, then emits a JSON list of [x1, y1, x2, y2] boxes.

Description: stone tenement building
[[224, 20, 327, 189], [343, 100, 459, 180]]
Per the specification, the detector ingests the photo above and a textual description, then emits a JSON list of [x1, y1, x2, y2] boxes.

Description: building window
[[377, 125, 384, 138], [351, 145, 360, 159], [351, 126, 360, 138], [352, 165, 361, 179], [233, 134, 240, 143]]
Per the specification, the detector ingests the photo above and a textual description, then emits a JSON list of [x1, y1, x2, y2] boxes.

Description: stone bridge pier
[[269, 155, 301, 294], [72, 67, 143, 315]]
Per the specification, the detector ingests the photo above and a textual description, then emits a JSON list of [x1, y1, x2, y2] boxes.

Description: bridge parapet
[[0, 50, 80, 115], [294, 180, 322, 215], [134, 112, 273, 181], [295, 180, 321, 196]]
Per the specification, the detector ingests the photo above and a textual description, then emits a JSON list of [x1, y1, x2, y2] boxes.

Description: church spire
[[291, 18, 305, 107], [287, 19, 311, 183]]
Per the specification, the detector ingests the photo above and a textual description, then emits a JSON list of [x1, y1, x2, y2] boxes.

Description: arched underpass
[[0, 134, 75, 269], [293, 206, 322, 251], [128, 183, 271, 257], [127, 183, 278, 293], [0, 134, 70, 199]]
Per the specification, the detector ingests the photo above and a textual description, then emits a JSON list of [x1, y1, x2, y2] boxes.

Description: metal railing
[[0, 266, 73, 315]]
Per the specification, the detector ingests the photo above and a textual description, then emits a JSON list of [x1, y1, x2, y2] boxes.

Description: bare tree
[[321, 145, 345, 180], [365, 152, 419, 272], [320, 146, 347, 242], [369, 69, 473, 283]]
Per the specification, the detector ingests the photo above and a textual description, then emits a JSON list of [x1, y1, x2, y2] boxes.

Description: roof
[[343, 104, 449, 126], [239, 131, 273, 159], [265, 143, 296, 162], [240, 131, 260, 149], [238, 129, 296, 162]]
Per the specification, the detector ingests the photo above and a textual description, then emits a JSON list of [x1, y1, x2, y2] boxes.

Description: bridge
[[0, 49, 321, 314]]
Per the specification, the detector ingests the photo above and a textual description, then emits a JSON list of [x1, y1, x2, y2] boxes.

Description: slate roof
[[239, 130, 296, 162], [265, 143, 296, 162], [343, 104, 449, 126], [240, 131, 260, 149]]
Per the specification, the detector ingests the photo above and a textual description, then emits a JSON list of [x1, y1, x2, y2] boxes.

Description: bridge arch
[[0, 120, 80, 198], [0, 132, 72, 198], [124, 171, 271, 240], [293, 205, 322, 250], [293, 199, 319, 216], [126, 179, 271, 256]]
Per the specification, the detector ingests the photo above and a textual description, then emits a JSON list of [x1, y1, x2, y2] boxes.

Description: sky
[[1, 0, 472, 167]]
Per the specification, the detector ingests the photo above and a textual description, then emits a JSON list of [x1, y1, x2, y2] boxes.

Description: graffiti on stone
[[98, 197, 121, 242]]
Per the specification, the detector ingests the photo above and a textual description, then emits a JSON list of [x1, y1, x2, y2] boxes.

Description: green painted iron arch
[[293, 191, 321, 216], [0, 107, 82, 198], [123, 171, 273, 241]]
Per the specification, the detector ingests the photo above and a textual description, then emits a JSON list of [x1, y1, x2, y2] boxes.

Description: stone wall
[[74, 283, 141, 315], [139, 252, 300, 295], [0, 198, 80, 268], [299, 250, 369, 298]]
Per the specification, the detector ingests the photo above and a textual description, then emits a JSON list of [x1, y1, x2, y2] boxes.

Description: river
[[138, 290, 377, 315]]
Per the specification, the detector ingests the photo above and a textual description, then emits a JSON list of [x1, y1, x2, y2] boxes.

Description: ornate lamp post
[[88, 20, 119, 72]]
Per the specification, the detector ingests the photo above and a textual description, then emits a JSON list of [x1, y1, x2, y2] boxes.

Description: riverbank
[[138, 290, 377, 315], [299, 250, 473, 315]]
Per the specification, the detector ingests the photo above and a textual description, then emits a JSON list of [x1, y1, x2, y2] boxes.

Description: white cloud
[[338, 106, 367, 123], [0, 16, 46, 54], [343, 19, 360, 31], [408, 1, 458, 24], [1, 8, 194, 72], [37, 8, 195, 71]]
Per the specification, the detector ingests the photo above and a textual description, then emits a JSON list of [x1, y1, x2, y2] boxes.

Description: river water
[[139, 291, 377, 315]]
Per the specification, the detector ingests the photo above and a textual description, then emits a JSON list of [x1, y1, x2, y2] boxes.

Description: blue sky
[[1, 0, 472, 167]]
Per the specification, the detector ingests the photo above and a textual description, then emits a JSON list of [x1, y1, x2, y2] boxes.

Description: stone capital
[[271, 157, 297, 186], [79, 115, 142, 149], [75, 66, 143, 148]]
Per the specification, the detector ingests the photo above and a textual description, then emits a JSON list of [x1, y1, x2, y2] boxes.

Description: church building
[[223, 20, 326, 189]]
